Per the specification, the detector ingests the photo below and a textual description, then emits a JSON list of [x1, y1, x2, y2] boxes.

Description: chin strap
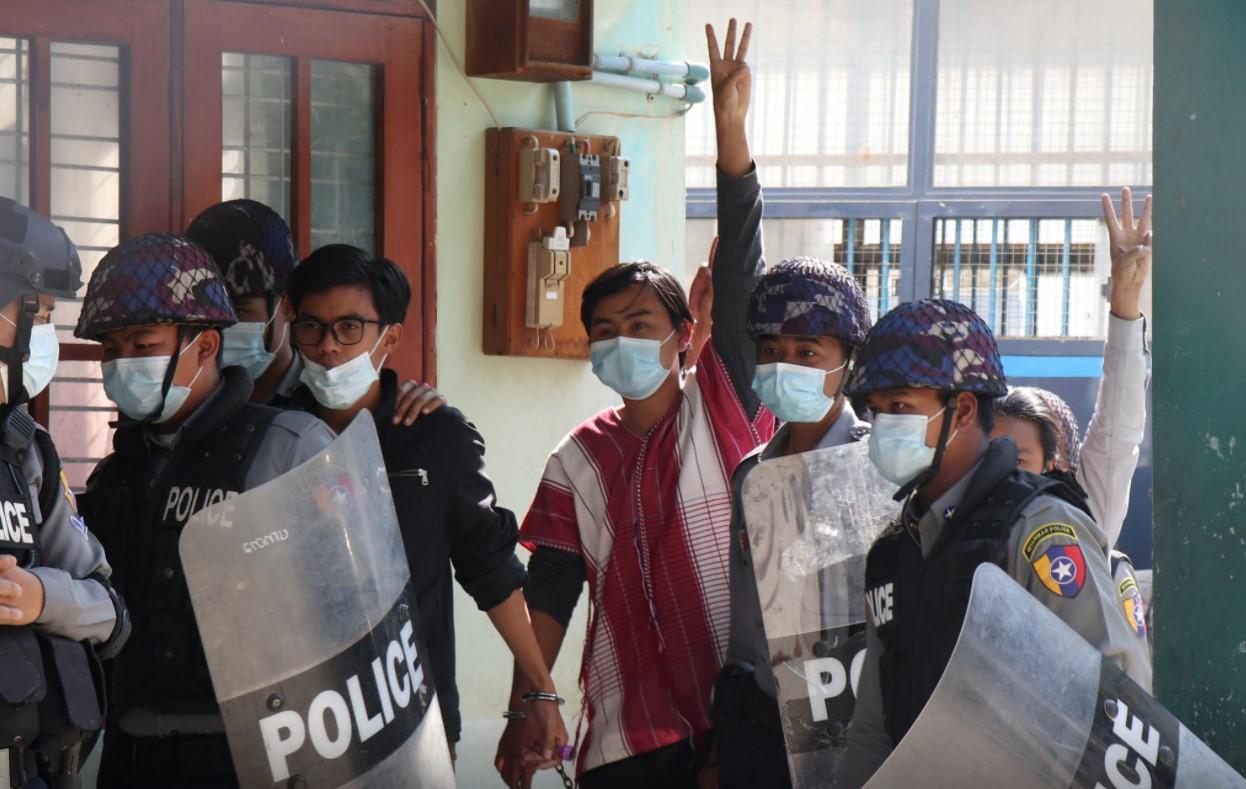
[[0, 294, 38, 406], [147, 324, 187, 423], [892, 395, 957, 502]]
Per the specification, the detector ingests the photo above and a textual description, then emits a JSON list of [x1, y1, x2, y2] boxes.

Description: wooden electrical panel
[[466, 0, 594, 82], [483, 127, 623, 359]]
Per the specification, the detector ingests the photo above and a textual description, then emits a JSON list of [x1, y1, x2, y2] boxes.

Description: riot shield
[[864, 563, 1245, 789], [179, 414, 455, 788], [741, 440, 899, 788]]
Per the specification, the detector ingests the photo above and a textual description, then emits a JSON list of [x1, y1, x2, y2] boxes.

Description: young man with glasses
[[283, 243, 568, 763], [184, 198, 448, 422]]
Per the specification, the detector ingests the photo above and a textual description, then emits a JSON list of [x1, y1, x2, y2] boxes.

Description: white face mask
[[0, 320, 59, 402], [868, 407, 958, 488], [299, 328, 389, 410], [102, 333, 205, 423], [221, 311, 286, 380]]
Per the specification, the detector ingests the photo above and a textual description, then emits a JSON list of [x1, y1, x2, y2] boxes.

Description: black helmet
[[0, 198, 83, 305], [0, 200, 83, 405]]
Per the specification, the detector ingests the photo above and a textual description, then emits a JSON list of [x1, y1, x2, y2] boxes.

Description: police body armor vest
[[0, 408, 104, 757], [865, 439, 1091, 746], [83, 403, 279, 719]]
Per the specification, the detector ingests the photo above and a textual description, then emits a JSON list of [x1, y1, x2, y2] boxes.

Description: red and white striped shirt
[[521, 343, 775, 774]]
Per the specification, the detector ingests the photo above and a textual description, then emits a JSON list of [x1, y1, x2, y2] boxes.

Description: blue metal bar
[[1001, 354, 1103, 379], [1061, 220, 1073, 336], [1026, 219, 1038, 336], [846, 220, 856, 274], [881, 219, 892, 313], [988, 219, 999, 331], [952, 219, 963, 302]]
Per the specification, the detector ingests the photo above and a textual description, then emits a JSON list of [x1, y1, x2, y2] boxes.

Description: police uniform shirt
[[839, 459, 1153, 789], [22, 425, 118, 645], [724, 402, 871, 697]]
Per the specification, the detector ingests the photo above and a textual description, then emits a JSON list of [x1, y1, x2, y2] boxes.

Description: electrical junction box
[[484, 127, 624, 359]]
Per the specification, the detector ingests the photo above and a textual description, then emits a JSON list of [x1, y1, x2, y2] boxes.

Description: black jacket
[[292, 369, 526, 741]]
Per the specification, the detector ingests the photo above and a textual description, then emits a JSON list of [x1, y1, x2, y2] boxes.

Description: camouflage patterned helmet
[[74, 233, 237, 340], [184, 199, 296, 300], [746, 257, 872, 346], [845, 298, 1007, 398], [1028, 386, 1081, 471]]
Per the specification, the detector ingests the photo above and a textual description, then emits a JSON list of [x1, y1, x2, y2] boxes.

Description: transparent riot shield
[[741, 440, 899, 788], [179, 414, 455, 788], [864, 563, 1245, 789]]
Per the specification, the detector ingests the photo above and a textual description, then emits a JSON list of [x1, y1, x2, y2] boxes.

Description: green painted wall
[[1153, 0, 1246, 771]]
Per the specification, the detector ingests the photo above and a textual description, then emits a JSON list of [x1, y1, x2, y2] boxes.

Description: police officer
[[0, 199, 129, 788], [713, 257, 873, 789], [72, 234, 335, 788], [836, 299, 1151, 788], [184, 199, 446, 419]]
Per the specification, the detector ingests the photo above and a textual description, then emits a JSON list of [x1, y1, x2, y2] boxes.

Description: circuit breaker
[[526, 227, 571, 327], [484, 128, 626, 359]]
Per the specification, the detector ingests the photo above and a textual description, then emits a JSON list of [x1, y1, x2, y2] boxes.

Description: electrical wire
[[575, 103, 694, 127], [416, 0, 502, 129]]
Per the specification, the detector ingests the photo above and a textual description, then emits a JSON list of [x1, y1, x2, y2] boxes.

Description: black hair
[[994, 387, 1060, 466], [286, 244, 410, 325], [580, 260, 694, 365], [581, 261, 692, 334]]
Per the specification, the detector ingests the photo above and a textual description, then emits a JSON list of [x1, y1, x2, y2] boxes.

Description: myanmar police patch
[[1032, 544, 1086, 598], [1119, 576, 1148, 637]]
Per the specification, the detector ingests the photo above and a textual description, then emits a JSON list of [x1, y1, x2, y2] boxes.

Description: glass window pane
[[934, 0, 1152, 187], [931, 217, 1110, 339], [49, 41, 121, 344], [47, 42, 122, 482], [310, 59, 376, 253], [683, 0, 913, 189], [49, 360, 114, 491], [221, 53, 292, 222], [687, 216, 903, 322], [0, 37, 30, 206]]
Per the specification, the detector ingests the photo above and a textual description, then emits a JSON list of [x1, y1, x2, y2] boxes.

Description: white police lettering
[[162, 486, 239, 526], [258, 619, 425, 782], [865, 582, 894, 626], [0, 500, 32, 545], [1095, 699, 1160, 789], [243, 529, 290, 555], [804, 647, 867, 722]]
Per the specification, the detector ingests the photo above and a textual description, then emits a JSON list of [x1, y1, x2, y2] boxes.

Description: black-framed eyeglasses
[[291, 317, 384, 346]]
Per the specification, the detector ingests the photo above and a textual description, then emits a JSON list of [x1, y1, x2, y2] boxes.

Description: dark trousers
[[579, 739, 701, 789], [97, 729, 238, 789], [712, 666, 794, 789]]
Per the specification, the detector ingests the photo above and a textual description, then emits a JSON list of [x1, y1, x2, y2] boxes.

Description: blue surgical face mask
[[102, 333, 206, 423], [590, 330, 676, 401], [299, 328, 389, 410], [751, 361, 847, 424], [221, 312, 286, 380], [868, 407, 958, 487], [0, 320, 59, 402]]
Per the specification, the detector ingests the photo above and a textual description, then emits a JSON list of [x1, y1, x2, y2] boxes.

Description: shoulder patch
[[1022, 522, 1078, 562], [1031, 542, 1086, 598], [1118, 576, 1148, 637]]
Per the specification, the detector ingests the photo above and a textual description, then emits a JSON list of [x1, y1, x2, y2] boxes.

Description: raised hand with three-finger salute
[[1101, 186, 1153, 321]]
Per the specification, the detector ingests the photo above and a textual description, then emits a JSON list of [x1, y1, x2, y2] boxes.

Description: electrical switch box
[[519, 146, 561, 204], [602, 155, 630, 202], [484, 127, 624, 359], [526, 227, 571, 328]]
